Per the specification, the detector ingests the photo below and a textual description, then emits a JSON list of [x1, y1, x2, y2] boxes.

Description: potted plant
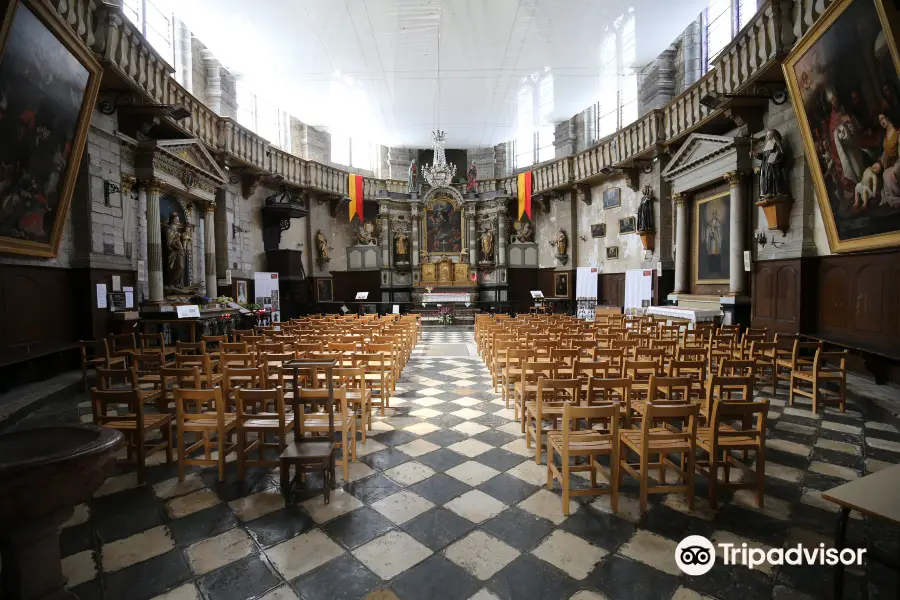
[[438, 305, 455, 326]]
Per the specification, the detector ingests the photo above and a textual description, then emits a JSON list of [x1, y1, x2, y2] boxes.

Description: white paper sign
[[340, 305, 349, 314], [744, 250, 752, 272], [137, 260, 146, 282], [176, 305, 201, 318], [111, 275, 121, 292], [96, 284, 108, 308], [123, 286, 134, 308], [355, 292, 369, 300], [392, 304, 400, 314], [657, 262, 663, 273], [530, 290, 544, 299]]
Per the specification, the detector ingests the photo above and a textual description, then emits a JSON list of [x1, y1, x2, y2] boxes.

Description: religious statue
[[637, 185, 656, 232], [510, 219, 534, 243], [466, 160, 478, 192], [163, 212, 188, 288], [357, 220, 377, 245], [705, 210, 722, 272], [751, 129, 787, 199], [394, 230, 410, 263], [479, 228, 494, 262], [556, 228, 568, 256], [408, 159, 418, 194], [315, 229, 329, 262]]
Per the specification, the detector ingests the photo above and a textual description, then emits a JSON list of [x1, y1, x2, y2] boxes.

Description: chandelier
[[423, 130, 457, 188]]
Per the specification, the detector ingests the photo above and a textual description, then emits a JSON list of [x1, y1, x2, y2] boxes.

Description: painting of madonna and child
[[425, 195, 463, 254], [785, 0, 900, 251], [0, 0, 101, 256]]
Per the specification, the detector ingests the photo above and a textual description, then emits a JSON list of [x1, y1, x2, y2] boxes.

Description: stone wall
[[190, 36, 207, 106], [308, 199, 353, 276]]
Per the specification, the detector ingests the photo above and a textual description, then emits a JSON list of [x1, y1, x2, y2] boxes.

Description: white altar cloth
[[647, 306, 722, 323], [423, 292, 471, 303]]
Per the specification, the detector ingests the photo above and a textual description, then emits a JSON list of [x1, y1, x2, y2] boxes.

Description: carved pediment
[[661, 134, 740, 181], [153, 139, 227, 184]]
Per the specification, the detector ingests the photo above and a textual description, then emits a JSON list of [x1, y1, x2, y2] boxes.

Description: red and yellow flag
[[517, 171, 532, 220], [348, 174, 364, 221]]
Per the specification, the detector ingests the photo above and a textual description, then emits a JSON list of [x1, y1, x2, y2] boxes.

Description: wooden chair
[[175, 353, 222, 388], [353, 352, 391, 415], [587, 377, 632, 427], [234, 386, 294, 481], [594, 349, 625, 377], [502, 348, 531, 410], [231, 329, 254, 342], [222, 365, 266, 408], [96, 366, 163, 409], [296, 385, 356, 484], [708, 335, 736, 375], [790, 350, 848, 413], [526, 378, 580, 463], [630, 375, 692, 423], [619, 401, 700, 513], [327, 366, 371, 440], [550, 348, 580, 378], [159, 366, 202, 412], [514, 361, 557, 428], [750, 341, 778, 394], [138, 333, 176, 363], [90, 388, 172, 485], [175, 341, 206, 356], [718, 359, 756, 398], [701, 375, 753, 424], [677, 347, 708, 362], [202, 335, 228, 359], [173, 386, 238, 482], [776, 340, 821, 395], [696, 399, 768, 507], [79, 339, 125, 391], [667, 359, 707, 400], [623, 360, 662, 402], [109, 333, 138, 361], [547, 402, 620, 515]]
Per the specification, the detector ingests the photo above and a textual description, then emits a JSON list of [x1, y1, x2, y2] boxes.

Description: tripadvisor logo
[[675, 535, 866, 575]]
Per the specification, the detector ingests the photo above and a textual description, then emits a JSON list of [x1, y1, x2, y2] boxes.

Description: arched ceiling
[[175, 0, 708, 148]]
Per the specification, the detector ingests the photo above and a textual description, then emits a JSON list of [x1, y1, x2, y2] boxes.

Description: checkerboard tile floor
[[8, 328, 900, 600]]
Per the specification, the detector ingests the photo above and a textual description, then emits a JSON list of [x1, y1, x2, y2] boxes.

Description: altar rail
[[53, 0, 833, 198]]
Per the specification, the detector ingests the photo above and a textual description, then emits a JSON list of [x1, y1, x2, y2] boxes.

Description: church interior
[[1, 0, 900, 599]]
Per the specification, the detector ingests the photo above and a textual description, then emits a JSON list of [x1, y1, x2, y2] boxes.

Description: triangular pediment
[[662, 134, 738, 180], [155, 139, 227, 183]]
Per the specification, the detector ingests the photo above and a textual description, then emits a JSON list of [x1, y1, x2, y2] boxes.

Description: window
[[331, 133, 351, 166], [236, 82, 292, 151], [351, 138, 374, 171], [514, 84, 535, 169], [594, 11, 638, 139], [704, 0, 757, 71], [537, 74, 555, 162], [122, 0, 174, 65]]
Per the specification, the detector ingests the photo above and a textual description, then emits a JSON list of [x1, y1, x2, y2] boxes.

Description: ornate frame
[[0, 0, 102, 257], [693, 190, 731, 285], [783, 0, 900, 252], [602, 187, 621, 209], [553, 272, 570, 298], [421, 186, 466, 257]]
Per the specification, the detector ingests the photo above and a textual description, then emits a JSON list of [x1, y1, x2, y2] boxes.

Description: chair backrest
[[231, 329, 253, 341], [791, 340, 823, 366], [522, 361, 557, 382], [257, 342, 285, 356], [139, 332, 167, 352], [536, 378, 581, 406], [574, 359, 620, 380], [677, 347, 708, 362], [223, 365, 266, 394], [222, 342, 249, 355], [559, 402, 620, 445], [235, 386, 286, 426], [160, 366, 201, 396], [131, 352, 165, 376], [174, 386, 226, 422], [96, 366, 138, 390], [634, 347, 666, 366], [90, 388, 142, 426], [707, 399, 769, 448], [624, 359, 661, 382], [587, 377, 632, 407], [719, 359, 756, 380], [175, 353, 213, 376], [814, 350, 848, 374], [706, 375, 753, 405], [647, 375, 692, 403], [750, 341, 777, 360], [109, 333, 136, 354], [550, 348, 580, 367], [641, 401, 699, 443], [176, 341, 206, 355]]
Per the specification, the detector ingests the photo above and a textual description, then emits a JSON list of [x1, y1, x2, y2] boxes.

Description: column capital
[[148, 180, 165, 195], [205, 201, 216, 213], [723, 170, 745, 188], [672, 192, 688, 207], [120, 174, 137, 193]]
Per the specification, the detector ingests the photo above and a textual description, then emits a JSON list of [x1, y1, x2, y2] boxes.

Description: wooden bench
[[0, 342, 79, 393], [801, 334, 900, 385]]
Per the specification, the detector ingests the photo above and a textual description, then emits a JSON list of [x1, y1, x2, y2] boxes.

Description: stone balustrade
[[53, 0, 833, 200]]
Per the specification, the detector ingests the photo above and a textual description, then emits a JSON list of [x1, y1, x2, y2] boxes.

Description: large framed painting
[[316, 278, 333, 302], [424, 192, 463, 255], [0, 0, 102, 257], [784, 0, 900, 252], [602, 187, 621, 209], [693, 191, 731, 284], [554, 272, 570, 298]]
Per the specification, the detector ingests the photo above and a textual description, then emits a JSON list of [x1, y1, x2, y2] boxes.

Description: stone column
[[725, 171, 746, 296], [204, 202, 217, 297], [411, 204, 420, 267], [147, 183, 164, 302], [379, 206, 391, 267], [497, 204, 508, 266], [466, 205, 477, 264], [135, 181, 149, 301], [673, 192, 689, 294]]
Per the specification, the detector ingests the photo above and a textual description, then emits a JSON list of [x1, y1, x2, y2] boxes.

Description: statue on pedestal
[[637, 185, 656, 232], [556, 228, 568, 256], [163, 212, 188, 288], [479, 228, 494, 263], [466, 160, 478, 192], [408, 159, 418, 194], [315, 229, 329, 262], [394, 230, 410, 264], [751, 129, 787, 199], [357, 220, 377, 245], [510, 219, 533, 243]]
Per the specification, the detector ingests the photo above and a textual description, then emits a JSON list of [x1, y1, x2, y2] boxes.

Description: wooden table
[[822, 463, 900, 599]]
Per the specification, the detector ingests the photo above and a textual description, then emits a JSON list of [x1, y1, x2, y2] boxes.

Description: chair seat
[[696, 426, 757, 448], [621, 428, 692, 453], [104, 414, 171, 430], [303, 414, 356, 429], [525, 402, 567, 416], [548, 430, 614, 453], [244, 416, 296, 429], [280, 440, 334, 460], [183, 415, 238, 431], [87, 356, 127, 367], [793, 370, 843, 381]]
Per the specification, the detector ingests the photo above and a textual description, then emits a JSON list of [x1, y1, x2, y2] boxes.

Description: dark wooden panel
[[507, 268, 538, 305], [751, 258, 803, 336], [853, 264, 883, 334], [656, 269, 674, 305], [775, 265, 797, 321], [332, 271, 380, 302], [820, 263, 851, 331], [599, 273, 625, 307], [753, 265, 774, 320], [0, 265, 77, 350]]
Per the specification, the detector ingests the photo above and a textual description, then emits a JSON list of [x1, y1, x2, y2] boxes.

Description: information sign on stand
[[176, 305, 201, 318], [355, 292, 369, 300], [530, 291, 544, 299]]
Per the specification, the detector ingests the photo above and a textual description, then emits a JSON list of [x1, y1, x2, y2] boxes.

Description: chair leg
[[177, 424, 186, 482], [217, 432, 226, 483], [561, 460, 570, 515], [685, 449, 696, 510], [610, 452, 619, 513], [756, 450, 765, 507], [237, 429, 246, 483], [165, 423, 173, 465]]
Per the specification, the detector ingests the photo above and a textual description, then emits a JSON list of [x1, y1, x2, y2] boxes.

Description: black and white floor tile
[[6, 328, 900, 600]]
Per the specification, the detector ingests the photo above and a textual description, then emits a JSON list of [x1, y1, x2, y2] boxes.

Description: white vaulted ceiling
[[174, 0, 707, 148]]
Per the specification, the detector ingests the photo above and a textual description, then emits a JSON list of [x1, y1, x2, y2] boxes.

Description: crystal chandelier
[[423, 130, 456, 188]]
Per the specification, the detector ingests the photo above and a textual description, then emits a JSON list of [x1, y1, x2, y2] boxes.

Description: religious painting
[[424, 193, 463, 254], [160, 195, 192, 291], [235, 279, 248, 304], [618, 217, 636, 234], [693, 191, 731, 284], [606, 246, 619, 260], [784, 0, 900, 252], [591, 223, 606, 238], [316, 278, 333, 303], [602, 187, 621, 209], [554, 272, 570, 298], [0, 0, 102, 257]]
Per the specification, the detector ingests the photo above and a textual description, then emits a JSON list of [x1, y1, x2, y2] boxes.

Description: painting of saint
[[425, 195, 462, 254], [694, 193, 730, 284], [784, 0, 900, 251], [0, 0, 101, 256]]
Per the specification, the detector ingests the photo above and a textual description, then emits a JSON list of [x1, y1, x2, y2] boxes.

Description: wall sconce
[[579, 235, 587, 242], [548, 240, 557, 248], [700, 84, 788, 110], [754, 230, 785, 249], [103, 180, 121, 206], [232, 223, 247, 240]]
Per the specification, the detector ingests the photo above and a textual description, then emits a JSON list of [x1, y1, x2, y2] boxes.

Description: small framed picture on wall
[[618, 217, 636, 234], [590, 223, 606, 238], [606, 246, 619, 260], [316, 278, 334, 302], [602, 188, 621, 209], [554, 272, 570, 298]]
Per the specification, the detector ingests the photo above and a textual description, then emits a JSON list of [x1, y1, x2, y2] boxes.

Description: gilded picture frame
[[553, 272, 570, 298], [693, 191, 731, 285], [422, 191, 465, 257], [618, 217, 636, 234], [783, 0, 900, 252], [316, 278, 333, 302], [0, 0, 102, 257], [602, 187, 621, 209], [606, 245, 619, 259]]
